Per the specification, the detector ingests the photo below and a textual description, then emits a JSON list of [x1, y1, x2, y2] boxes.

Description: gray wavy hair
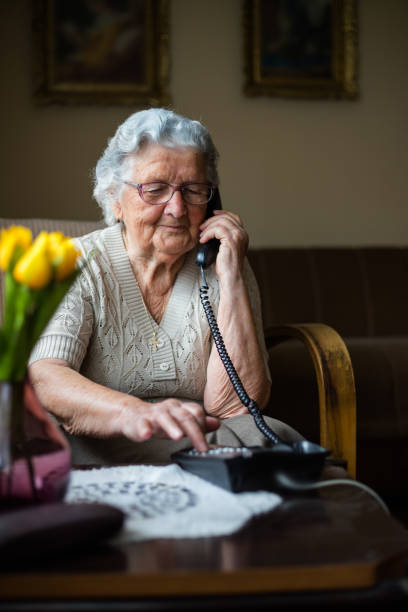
[[93, 108, 220, 226]]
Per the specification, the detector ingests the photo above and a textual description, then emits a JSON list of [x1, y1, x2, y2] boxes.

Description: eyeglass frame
[[121, 180, 216, 206]]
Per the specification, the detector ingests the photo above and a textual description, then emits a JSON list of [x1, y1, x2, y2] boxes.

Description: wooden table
[[1, 466, 408, 610]]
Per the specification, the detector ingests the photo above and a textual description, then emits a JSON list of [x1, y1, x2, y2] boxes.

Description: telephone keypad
[[185, 446, 253, 459]]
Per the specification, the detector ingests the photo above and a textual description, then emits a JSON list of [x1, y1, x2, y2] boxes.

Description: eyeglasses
[[122, 181, 214, 206]]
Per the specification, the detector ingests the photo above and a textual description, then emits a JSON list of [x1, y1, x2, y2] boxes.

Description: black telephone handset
[[173, 189, 330, 493], [195, 188, 222, 269]]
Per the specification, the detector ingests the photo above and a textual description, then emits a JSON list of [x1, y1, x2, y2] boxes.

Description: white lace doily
[[65, 464, 281, 543]]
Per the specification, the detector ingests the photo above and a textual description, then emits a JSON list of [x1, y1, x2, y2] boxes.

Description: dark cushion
[[248, 247, 408, 336]]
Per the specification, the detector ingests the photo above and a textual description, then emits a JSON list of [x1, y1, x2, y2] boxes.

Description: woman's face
[[113, 144, 208, 259]]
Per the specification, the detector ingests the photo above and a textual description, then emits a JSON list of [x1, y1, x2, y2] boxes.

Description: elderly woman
[[29, 108, 300, 465]]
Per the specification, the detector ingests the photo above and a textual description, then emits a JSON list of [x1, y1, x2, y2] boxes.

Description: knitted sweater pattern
[[30, 224, 269, 402]]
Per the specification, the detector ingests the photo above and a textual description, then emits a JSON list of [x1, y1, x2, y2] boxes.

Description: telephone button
[[159, 362, 170, 371]]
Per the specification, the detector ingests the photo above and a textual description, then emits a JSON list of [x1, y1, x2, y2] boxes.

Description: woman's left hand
[[199, 210, 249, 287], [200, 209, 271, 418]]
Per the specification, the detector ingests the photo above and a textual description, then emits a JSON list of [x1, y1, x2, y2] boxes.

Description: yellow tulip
[[51, 238, 80, 281], [13, 232, 52, 289], [0, 226, 32, 271], [47, 232, 65, 256]]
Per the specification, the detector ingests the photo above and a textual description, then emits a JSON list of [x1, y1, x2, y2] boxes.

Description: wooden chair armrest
[[265, 323, 356, 478]]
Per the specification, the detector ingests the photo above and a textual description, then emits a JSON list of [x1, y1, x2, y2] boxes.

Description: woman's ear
[[111, 197, 123, 221]]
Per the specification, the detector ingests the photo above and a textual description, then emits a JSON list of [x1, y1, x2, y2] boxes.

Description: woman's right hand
[[29, 359, 220, 452], [119, 398, 220, 452]]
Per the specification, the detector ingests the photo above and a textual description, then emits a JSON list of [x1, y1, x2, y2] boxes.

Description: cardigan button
[[159, 362, 170, 371]]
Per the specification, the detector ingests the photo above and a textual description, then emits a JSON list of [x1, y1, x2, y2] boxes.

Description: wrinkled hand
[[199, 210, 249, 285], [120, 399, 220, 451]]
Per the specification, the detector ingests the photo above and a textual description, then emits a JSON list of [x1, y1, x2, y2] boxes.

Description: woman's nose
[[164, 189, 187, 216]]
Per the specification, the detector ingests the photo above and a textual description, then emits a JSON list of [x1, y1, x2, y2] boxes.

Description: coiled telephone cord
[[199, 266, 281, 445]]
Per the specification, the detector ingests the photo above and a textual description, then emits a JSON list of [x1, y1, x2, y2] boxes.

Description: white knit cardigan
[[30, 224, 270, 403]]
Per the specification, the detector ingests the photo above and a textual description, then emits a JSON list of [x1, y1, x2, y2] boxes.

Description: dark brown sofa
[[248, 247, 408, 521]]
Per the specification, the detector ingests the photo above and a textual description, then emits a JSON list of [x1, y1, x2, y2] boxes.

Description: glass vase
[[0, 377, 71, 507]]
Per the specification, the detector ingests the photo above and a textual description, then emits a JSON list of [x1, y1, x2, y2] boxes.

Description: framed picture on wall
[[32, 0, 170, 106], [243, 0, 358, 99]]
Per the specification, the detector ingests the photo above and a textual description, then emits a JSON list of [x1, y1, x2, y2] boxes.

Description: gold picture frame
[[32, 0, 170, 106], [244, 0, 358, 100]]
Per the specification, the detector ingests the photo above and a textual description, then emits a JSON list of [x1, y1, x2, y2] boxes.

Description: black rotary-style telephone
[[172, 189, 330, 493]]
